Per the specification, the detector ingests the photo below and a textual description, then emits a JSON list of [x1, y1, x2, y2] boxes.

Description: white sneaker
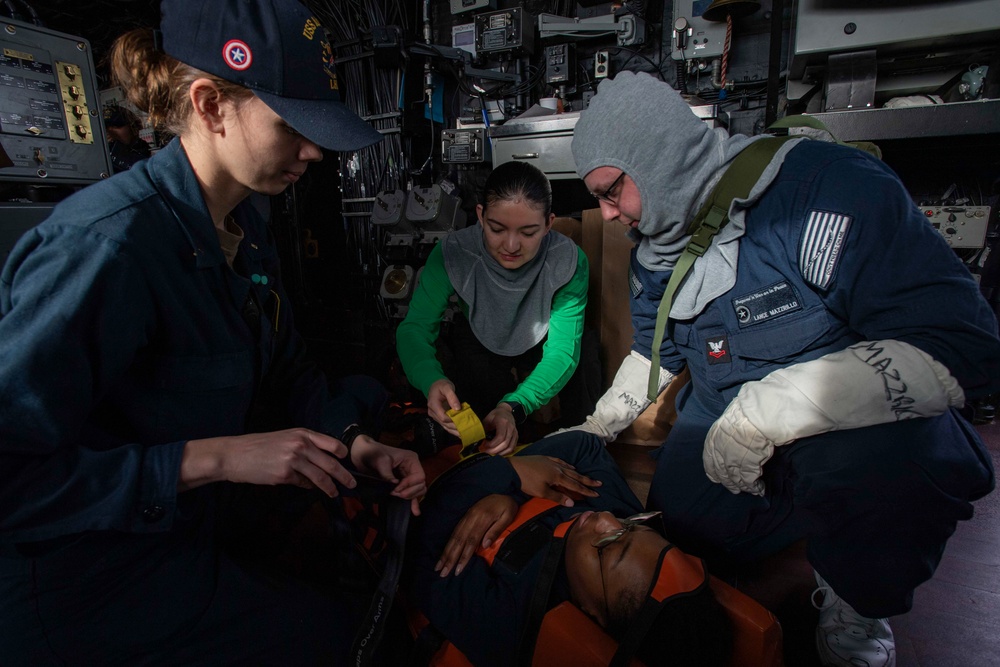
[[812, 572, 896, 667]]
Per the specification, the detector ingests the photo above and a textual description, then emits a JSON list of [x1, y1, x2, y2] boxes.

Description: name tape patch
[[732, 281, 801, 328]]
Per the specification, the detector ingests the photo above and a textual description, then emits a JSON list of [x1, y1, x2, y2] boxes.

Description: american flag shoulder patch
[[799, 210, 852, 289]]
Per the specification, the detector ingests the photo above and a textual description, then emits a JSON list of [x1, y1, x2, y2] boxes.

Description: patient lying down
[[407, 432, 732, 667]]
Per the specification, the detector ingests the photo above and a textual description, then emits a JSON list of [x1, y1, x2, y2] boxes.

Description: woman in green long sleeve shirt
[[396, 161, 589, 455]]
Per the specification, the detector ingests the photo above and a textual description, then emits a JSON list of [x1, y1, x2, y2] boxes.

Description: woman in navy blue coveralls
[[0, 1, 424, 664], [566, 72, 1000, 667]]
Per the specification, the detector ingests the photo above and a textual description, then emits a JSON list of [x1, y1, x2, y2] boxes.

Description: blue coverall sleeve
[[803, 153, 1000, 398], [0, 226, 183, 541]]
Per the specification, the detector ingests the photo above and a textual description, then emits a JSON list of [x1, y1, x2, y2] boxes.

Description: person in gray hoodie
[[565, 71, 1000, 667]]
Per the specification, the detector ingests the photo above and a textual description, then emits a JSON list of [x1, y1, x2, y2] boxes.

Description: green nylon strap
[[645, 136, 795, 400], [768, 114, 882, 160]]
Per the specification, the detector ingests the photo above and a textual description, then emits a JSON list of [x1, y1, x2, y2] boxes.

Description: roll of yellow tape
[[446, 402, 486, 447]]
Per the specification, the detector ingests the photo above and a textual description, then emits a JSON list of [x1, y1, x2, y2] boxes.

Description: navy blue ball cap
[[160, 0, 383, 152]]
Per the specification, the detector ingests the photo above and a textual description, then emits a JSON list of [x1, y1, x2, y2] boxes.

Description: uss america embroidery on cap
[[800, 210, 852, 289]]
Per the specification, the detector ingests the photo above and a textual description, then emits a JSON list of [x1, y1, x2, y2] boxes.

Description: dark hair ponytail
[[109, 28, 253, 138], [481, 161, 553, 218]]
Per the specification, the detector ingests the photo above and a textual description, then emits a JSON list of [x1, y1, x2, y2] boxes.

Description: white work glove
[[550, 350, 674, 442], [703, 340, 965, 496]]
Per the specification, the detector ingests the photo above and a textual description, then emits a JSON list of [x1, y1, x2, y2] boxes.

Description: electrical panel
[[544, 44, 574, 85], [0, 17, 111, 184], [922, 205, 991, 249], [452, 23, 476, 57], [594, 50, 609, 79], [671, 1, 727, 61], [441, 128, 489, 163], [475, 8, 534, 56]]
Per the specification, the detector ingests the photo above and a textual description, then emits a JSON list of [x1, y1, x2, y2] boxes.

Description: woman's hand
[[180, 428, 357, 497], [180, 429, 427, 515], [427, 378, 462, 437], [481, 404, 518, 456], [436, 494, 519, 577], [509, 455, 602, 507], [351, 435, 428, 515]]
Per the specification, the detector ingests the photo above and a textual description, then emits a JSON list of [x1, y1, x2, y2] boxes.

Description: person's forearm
[[177, 438, 226, 491], [397, 246, 455, 395]]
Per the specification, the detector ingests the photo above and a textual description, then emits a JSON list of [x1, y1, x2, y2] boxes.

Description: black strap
[[348, 492, 411, 667], [409, 624, 447, 667], [515, 525, 571, 667], [608, 547, 709, 667]]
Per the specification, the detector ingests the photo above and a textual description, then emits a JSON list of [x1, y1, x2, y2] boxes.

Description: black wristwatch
[[340, 423, 367, 451], [500, 401, 527, 425]]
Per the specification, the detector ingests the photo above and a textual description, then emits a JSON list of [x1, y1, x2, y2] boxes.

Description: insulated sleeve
[[552, 350, 674, 442], [703, 338, 966, 495]]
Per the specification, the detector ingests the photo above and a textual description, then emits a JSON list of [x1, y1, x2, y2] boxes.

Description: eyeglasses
[[593, 511, 661, 624], [592, 511, 661, 549], [591, 170, 627, 205]]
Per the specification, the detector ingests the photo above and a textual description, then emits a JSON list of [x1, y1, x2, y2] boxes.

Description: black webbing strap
[[646, 135, 797, 400], [515, 518, 575, 667], [347, 487, 411, 667], [515, 537, 567, 666], [608, 546, 709, 667]]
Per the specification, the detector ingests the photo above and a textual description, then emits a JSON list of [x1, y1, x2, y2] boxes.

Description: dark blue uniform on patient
[[409, 433, 640, 667]]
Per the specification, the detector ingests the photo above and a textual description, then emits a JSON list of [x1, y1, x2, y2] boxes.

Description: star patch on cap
[[223, 39, 253, 71]]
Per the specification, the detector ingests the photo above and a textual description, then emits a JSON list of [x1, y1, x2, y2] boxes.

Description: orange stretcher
[[407, 444, 785, 667]]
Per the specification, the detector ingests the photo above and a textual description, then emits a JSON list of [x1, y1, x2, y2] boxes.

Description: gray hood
[[571, 71, 760, 273]]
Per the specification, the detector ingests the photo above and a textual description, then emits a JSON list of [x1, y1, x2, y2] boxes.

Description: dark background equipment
[[4, 0, 999, 391]]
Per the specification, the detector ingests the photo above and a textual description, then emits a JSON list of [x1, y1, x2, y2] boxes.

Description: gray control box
[[441, 128, 489, 164], [0, 17, 112, 184], [922, 205, 991, 249]]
